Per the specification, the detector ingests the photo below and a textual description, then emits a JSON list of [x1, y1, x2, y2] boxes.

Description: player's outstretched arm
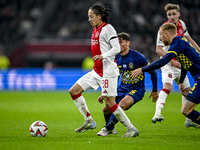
[[185, 35, 200, 53], [157, 45, 181, 69]]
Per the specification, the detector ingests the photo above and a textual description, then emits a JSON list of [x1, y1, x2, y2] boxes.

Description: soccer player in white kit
[[152, 3, 200, 128], [69, 4, 138, 137]]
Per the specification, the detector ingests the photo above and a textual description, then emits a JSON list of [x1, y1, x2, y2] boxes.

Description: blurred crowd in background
[[0, 0, 200, 68]]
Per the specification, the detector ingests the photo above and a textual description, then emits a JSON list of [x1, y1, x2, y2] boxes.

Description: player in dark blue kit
[[132, 23, 200, 126], [97, 32, 158, 137]]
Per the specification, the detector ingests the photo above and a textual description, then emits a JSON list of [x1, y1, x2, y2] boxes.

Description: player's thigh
[[118, 95, 134, 110], [119, 89, 145, 110], [76, 71, 100, 91]]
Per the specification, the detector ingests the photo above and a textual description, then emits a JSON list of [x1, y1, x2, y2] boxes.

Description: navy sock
[[186, 110, 200, 125], [105, 114, 118, 131], [104, 114, 112, 126]]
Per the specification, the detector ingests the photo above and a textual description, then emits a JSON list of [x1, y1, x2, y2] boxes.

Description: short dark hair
[[117, 32, 130, 41], [89, 5, 110, 23]]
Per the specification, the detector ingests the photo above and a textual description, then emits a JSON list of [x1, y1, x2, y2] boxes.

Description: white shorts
[[161, 64, 190, 89], [76, 70, 118, 97]]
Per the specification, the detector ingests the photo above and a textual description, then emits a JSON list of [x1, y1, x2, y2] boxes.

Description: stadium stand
[[0, 0, 200, 67]]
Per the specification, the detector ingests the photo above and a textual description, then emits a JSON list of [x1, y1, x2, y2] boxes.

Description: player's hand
[[179, 83, 187, 97], [149, 92, 159, 102], [170, 59, 181, 69], [98, 95, 105, 104], [93, 55, 103, 61], [131, 68, 142, 78]]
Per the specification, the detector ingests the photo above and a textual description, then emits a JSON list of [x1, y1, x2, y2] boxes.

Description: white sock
[[73, 95, 92, 120], [182, 95, 185, 104], [112, 105, 135, 130], [155, 90, 168, 115]]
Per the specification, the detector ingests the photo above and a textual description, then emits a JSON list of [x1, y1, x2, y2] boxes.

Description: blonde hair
[[164, 3, 180, 12], [160, 23, 177, 35]]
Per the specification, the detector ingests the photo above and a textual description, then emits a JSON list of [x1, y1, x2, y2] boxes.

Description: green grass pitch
[[0, 91, 200, 150]]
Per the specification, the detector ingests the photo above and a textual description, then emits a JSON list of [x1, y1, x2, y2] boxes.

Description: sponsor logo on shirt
[[91, 39, 98, 45]]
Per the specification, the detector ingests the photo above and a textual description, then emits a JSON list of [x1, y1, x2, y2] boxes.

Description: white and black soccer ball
[[29, 121, 48, 137]]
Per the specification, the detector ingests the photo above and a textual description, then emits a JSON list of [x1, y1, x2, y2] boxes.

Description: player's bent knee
[[69, 84, 83, 95], [69, 88, 74, 95], [69, 87, 80, 95]]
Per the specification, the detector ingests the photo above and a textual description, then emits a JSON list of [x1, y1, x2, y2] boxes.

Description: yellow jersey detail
[[175, 54, 193, 70], [120, 69, 144, 84]]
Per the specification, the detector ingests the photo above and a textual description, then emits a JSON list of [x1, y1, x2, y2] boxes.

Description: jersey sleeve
[[142, 52, 176, 72], [103, 24, 118, 42], [101, 24, 120, 58], [179, 20, 189, 36]]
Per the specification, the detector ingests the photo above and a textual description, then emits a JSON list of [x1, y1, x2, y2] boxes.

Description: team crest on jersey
[[123, 64, 126, 68], [95, 32, 99, 38], [179, 29, 184, 35], [168, 74, 172, 78], [129, 62, 134, 69]]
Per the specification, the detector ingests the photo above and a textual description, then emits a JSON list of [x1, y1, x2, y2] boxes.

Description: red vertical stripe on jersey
[[91, 22, 108, 77]]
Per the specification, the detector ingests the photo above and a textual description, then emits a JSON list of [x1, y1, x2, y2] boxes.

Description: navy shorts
[[116, 88, 145, 107], [186, 79, 200, 104]]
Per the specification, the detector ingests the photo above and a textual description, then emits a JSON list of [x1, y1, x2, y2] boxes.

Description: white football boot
[[75, 119, 96, 133], [152, 114, 164, 123], [121, 127, 139, 137], [97, 127, 117, 136], [185, 118, 200, 129]]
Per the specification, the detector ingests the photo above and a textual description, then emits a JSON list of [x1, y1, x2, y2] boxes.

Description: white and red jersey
[[156, 19, 190, 72], [91, 22, 120, 78], [156, 19, 189, 49]]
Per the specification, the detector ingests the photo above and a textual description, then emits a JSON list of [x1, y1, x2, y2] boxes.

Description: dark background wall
[[0, 0, 199, 68]]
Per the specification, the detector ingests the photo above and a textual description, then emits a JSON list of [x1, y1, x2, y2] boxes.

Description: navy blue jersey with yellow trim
[[142, 36, 200, 80], [168, 36, 200, 79], [115, 49, 149, 91]]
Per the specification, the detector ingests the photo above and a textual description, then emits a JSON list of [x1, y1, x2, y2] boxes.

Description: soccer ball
[[29, 121, 48, 137]]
